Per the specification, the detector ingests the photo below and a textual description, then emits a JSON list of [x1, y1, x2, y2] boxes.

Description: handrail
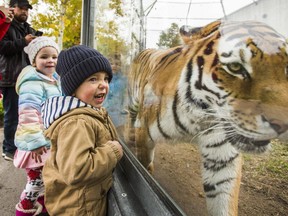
[[108, 139, 186, 216]]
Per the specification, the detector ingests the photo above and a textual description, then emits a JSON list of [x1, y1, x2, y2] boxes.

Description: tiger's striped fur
[[126, 20, 288, 216]]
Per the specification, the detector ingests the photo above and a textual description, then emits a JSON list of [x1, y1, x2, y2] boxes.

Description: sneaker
[[4, 152, 14, 161], [1, 152, 5, 157]]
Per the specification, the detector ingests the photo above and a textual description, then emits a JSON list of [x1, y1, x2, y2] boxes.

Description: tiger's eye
[[227, 63, 242, 72]]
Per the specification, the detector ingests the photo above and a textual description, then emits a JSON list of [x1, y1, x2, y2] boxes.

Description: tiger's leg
[[199, 142, 242, 216], [124, 116, 155, 173], [134, 127, 156, 174]]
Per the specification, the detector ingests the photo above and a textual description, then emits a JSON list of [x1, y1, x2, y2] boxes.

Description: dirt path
[[153, 142, 288, 216]]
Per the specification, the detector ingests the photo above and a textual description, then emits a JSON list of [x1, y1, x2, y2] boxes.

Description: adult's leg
[[2, 87, 18, 155]]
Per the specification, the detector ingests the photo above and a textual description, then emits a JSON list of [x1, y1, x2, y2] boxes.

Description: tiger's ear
[[199, 20, 221, 38], [180, 20, 221, 44], [179, 25, 201, 44]]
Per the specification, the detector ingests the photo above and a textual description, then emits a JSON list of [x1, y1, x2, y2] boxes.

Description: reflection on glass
[[94, 1, 288, 216], [103, 54, 128, 134], [123, 18, 288, 216]]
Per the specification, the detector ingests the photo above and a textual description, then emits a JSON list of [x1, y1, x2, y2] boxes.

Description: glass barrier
[[2, 0, 287, 215], [92, 1, 288, 216]]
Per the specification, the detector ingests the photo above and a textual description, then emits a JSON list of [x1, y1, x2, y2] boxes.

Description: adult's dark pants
[[1, 87, 18, 154]]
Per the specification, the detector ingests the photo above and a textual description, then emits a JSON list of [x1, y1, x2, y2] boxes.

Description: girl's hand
[[31, 146, 47, 163]]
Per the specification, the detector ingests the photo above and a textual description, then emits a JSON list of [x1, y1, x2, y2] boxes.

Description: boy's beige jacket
[[43, 107, 121, 216]]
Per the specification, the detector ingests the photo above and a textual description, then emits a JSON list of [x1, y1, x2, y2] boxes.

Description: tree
[[94, 0, 129, 59], [157, 23, 181, 48], [29, 0, 129, 56], [29, 0, 82, 49]]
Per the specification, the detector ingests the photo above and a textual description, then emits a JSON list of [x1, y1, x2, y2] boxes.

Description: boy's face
[[73, 72, 110, 108]]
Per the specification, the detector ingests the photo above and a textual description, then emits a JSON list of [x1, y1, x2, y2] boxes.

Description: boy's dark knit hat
[[56, 45, 113, 96]]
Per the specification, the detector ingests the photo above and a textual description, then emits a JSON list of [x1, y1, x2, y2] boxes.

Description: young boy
[[41, 45, 123, 216]]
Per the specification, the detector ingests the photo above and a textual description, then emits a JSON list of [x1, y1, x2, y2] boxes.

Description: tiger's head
[[181, 20, 288, 152]]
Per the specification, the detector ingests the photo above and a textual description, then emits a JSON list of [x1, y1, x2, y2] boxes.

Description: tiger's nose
[[269, 119, 288, 134]]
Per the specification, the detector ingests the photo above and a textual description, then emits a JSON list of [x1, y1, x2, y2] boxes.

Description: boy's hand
[[108, 140, 123, 160]]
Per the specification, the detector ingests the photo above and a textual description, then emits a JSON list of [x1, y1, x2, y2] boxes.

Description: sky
[[143, 0, 256, 48]]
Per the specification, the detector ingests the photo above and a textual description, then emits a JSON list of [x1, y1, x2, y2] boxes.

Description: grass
[[258, 140, 288, 180], [243, 140, 288, 181]]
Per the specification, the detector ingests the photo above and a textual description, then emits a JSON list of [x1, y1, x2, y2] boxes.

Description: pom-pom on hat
[[24, 36, 60, 64], [56, 45, 113, 96]]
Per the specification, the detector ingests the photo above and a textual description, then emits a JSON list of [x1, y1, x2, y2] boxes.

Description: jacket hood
[[42, 96, 108, 129], [16, 65, 59, 94]]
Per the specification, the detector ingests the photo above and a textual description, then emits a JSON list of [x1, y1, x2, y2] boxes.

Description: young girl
[[13, 36, 61, 216], [41, 45, 123, 215]]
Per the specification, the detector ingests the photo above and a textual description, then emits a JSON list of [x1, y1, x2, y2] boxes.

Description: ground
[[1, 128, 287, 216], [152, 141, 288, 216]]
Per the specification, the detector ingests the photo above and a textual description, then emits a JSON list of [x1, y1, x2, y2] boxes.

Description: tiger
[[125, 20, 288, 216]]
